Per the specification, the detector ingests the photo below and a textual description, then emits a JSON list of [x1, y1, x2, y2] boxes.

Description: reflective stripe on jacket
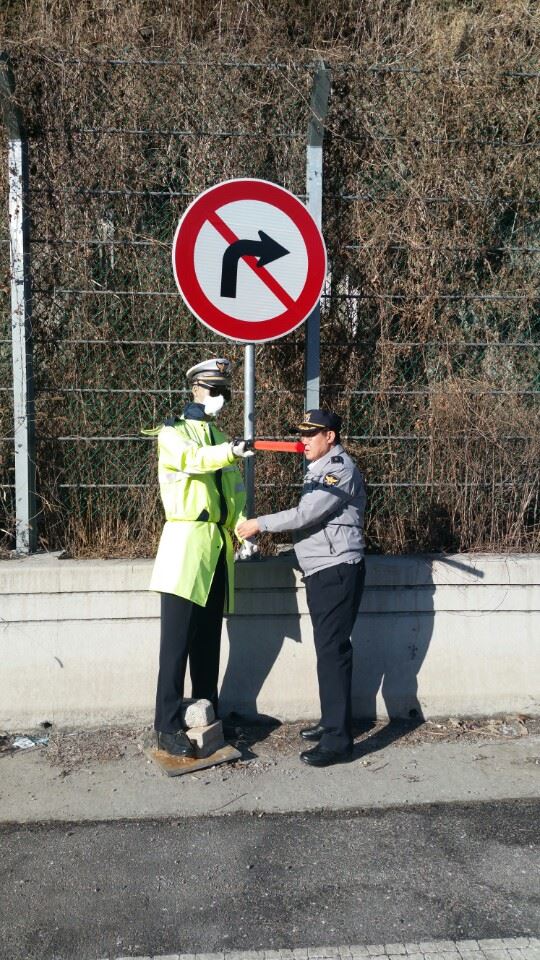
[[257, 444, 365, 577], [149, 419, 246, 610]]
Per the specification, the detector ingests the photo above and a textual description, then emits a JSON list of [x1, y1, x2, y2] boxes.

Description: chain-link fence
[[1, 45, 539, 556]]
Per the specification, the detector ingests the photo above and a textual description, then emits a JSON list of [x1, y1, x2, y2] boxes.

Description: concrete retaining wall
[[1, 552, 539, 728]]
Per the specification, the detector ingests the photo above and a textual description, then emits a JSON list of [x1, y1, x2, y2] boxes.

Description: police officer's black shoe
[[300, 723, 326, 742], [300, 743, 353, 767], [156, 730, 195, 758]]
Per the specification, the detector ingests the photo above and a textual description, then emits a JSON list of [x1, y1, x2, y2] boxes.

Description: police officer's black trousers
[[305, 559, 365, 752], [154, 547, 226, 733]]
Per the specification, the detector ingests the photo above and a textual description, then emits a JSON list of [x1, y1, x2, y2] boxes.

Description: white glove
[[235, 539, 260, 561], [231, 439, 255, 458]]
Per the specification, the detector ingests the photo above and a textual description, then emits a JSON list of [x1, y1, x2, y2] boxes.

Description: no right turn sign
[[172, 178, 327, 343]]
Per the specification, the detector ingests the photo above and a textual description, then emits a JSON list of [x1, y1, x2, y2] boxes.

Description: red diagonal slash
[[207, 210, 297, 312]]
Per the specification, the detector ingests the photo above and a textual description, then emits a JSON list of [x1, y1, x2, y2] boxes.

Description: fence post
[[0, 53, 37, 554], [305, 59, 330, 412]]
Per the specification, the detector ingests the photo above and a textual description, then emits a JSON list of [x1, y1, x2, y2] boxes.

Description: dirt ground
[[1, 714, 539, 773]]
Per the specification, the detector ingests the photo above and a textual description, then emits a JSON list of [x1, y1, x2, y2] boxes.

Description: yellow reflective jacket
[[148, 417, 246, 611]]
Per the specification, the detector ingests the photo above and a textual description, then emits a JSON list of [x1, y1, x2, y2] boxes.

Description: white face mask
[[203, 393, 225, 417]]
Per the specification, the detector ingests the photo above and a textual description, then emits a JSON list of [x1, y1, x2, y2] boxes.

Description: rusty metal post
[[1, 53, 37, 553], [305, 60, 330, 412]]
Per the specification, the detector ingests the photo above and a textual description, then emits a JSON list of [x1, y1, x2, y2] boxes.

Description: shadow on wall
[[220, 554, 301, 724], [352, 555, 485, 739], [219, 553, 485, 751]]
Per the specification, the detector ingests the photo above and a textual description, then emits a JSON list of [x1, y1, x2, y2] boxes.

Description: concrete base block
[[181, 699, 215, 728], [187, 720, 226, 758]]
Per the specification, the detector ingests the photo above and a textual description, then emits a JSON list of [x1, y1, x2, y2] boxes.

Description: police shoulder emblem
[[324, 473, 339, 485], [331, 455, 344, 464]]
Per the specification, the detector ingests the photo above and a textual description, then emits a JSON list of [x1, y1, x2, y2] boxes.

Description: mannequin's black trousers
[[305, 559, 365, 752], [154, 547, 226, 733]]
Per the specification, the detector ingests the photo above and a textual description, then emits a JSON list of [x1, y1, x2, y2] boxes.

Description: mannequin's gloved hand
[[231, 438, 255, 458], [235, 539, 260, 561]]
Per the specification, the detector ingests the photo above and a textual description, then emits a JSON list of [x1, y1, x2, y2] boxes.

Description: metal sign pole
[[305, 60, 330, 412], [0, 53, 36, 554], [243, 343, 255, 517]]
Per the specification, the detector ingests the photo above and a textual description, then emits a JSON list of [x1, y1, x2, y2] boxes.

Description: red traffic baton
[[253, 440, 304, 453]]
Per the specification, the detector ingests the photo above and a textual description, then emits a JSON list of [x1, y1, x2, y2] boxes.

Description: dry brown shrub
[[0, 1, 538, 556]]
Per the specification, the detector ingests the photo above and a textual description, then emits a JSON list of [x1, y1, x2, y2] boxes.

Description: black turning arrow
[[220, 230, 289, 298]]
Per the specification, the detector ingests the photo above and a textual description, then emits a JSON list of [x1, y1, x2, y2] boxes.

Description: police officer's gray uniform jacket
[[257, 444, 366, 577]]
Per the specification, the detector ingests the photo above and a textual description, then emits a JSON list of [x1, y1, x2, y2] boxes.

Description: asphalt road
[[1, 800, 539, 960]]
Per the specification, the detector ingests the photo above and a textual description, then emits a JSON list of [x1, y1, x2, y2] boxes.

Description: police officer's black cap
[[297, 409, 342, 433]]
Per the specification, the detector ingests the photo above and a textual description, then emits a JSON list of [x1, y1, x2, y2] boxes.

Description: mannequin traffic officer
[[146, 358, 254, 759]]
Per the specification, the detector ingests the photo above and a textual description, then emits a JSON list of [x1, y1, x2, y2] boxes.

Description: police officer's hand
[[231, 438, 255, 458], [237, 518, 261, 539]]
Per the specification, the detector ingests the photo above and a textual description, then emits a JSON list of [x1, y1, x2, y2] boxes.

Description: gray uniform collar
[[306, 443, 345, 474]]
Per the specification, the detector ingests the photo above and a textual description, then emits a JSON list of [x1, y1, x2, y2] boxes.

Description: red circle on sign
[[172, 179, 326, 343]]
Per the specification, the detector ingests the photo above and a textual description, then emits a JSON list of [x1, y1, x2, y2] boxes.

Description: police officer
[[147, 358, 253, 759], [237, 409, 366, 767]]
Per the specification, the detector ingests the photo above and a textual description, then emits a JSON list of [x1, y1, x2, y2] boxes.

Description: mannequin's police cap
[[186, 357, 232, 389], [297, 408, 342, 433]]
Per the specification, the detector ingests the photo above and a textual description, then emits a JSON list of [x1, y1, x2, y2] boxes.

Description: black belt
[[196, 510, 226, 525]]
